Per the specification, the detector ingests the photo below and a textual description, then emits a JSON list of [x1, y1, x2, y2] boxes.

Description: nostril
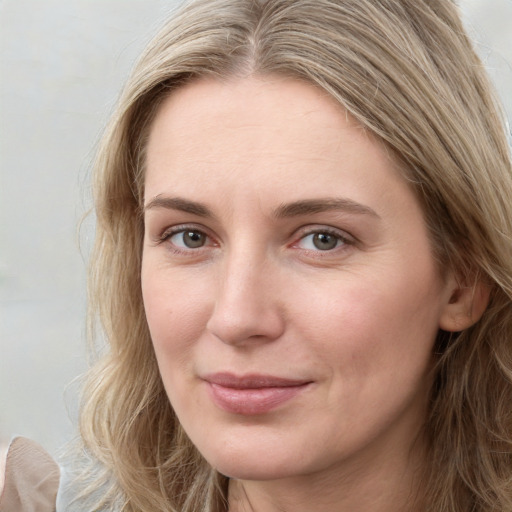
[[206, 302, 285, 346], [205, 261, 286, 345]]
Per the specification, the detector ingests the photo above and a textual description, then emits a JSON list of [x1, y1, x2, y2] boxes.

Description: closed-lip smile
[[202, 372, 313, 415]]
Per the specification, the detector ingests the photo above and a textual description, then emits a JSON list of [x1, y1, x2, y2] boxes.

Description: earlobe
[[439, 278, 491, 332]]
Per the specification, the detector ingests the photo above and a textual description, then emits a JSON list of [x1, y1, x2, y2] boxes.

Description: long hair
[[77, 0, 512, 510]]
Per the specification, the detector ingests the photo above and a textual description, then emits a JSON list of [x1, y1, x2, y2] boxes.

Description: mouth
[[202, 372, 313, 415]]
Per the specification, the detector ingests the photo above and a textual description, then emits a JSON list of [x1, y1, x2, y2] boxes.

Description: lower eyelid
[[161, 226, 221, 255]]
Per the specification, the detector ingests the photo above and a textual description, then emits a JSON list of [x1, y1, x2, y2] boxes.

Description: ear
[[439, 276, 491, 332]]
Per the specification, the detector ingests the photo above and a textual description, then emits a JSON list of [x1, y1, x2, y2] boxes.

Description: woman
[[3, 0, 512, 511]]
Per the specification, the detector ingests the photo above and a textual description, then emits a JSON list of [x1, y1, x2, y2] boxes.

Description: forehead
[[144, 76, 405, 203]]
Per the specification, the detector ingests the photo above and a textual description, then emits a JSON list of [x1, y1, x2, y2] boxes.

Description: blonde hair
[[77, 0, 512, 510]]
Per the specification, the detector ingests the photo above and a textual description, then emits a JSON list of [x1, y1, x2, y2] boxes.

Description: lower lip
[[206, 382, 310, 415]]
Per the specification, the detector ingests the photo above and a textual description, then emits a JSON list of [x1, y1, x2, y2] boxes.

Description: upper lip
[[202, 372, 312, 389]]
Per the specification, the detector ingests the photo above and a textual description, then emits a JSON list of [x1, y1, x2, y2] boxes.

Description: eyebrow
[[143, 195, 379, 220], [144, 196, 214, 217], [273, 198, 380, 219]]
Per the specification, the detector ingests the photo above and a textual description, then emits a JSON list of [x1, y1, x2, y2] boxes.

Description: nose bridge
[[206, 242, 284, 345]]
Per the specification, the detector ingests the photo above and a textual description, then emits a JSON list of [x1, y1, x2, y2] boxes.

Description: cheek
[[293, 267, 443, 382], [141, 266, 212, 375], [287, 275, 442, 450], [141, 270, 212, 424]]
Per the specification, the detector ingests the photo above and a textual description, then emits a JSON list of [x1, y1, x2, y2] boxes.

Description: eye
[[296, 230, 350, 251], [168, 229, 208, 249]]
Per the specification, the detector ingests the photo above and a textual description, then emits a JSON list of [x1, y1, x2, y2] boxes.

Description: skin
[[141, 76, 460, 512]]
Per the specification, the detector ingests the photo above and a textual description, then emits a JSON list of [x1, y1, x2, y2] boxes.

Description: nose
[[206, 251, 286, 346]]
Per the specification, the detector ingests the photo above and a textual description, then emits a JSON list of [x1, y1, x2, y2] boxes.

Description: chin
[[196, 435, 313, 481], [212, 458, 297, 481]]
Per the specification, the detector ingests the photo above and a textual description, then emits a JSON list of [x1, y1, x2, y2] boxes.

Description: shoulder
[[0, 436, 124, 512], [0, 437, 60, 512], [56, 446, 124, 512]]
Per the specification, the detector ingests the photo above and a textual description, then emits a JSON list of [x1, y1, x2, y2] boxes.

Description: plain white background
[[0, 0, 511, 456]]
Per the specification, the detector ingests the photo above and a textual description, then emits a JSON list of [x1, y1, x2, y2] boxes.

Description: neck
[[227, 433, 427, 512]]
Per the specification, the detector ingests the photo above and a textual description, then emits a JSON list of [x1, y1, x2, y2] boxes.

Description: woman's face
[[141, 76, 454, 482]]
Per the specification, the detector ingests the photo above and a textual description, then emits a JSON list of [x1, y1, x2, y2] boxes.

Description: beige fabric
[[0, 437, 59, 512]]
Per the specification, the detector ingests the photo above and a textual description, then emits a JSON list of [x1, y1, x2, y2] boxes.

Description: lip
[[203, 372, 312, 415]]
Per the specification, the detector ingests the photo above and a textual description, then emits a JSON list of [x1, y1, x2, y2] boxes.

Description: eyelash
[[157, 224, 216, 254], [292, 227, 355, 254], [156, 224, 355, 256]]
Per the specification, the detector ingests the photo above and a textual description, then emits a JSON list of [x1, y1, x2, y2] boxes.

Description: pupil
[[184, 231, 204, 248], [313, 233, 337, 250]]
